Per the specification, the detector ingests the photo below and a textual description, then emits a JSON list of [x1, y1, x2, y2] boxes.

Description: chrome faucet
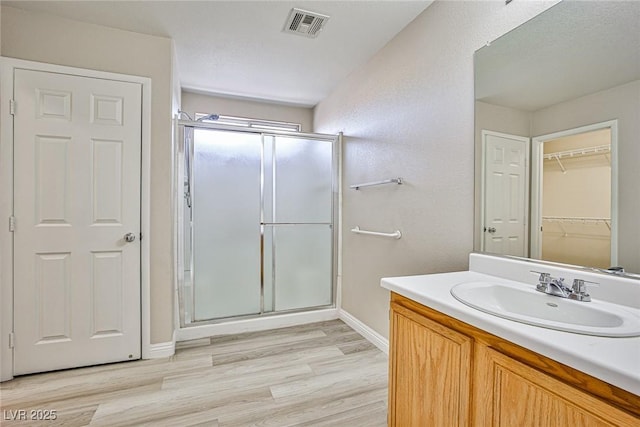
[[533, 272, 571, 297], [531, 271, 597, 302]]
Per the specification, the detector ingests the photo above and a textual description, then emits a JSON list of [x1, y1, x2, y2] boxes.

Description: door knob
[[124, 233, 136, 242], [486, 227, 497, 234]]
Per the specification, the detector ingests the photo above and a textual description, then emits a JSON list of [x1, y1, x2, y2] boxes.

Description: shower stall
[[176, 120, 338, 327]]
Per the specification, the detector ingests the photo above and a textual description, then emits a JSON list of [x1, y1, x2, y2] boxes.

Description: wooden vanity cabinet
[[474, 345, 639, 426], [389, 300, 472, 426], [388, 292, 640, 427]]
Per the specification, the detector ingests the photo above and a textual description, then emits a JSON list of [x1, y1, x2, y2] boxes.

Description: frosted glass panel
[[192, 129, 261, 320], [274, 137, 332, 223], [263, 136, 274, 224], [272, 224, 333, 311]]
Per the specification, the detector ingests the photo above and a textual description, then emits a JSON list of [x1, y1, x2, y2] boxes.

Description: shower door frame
[[175, 119, 340, 327]]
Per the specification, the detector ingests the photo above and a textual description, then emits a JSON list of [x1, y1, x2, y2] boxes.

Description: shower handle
[[124, 233, 137, 243]]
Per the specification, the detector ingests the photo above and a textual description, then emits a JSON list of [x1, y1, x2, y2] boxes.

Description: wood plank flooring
[[0, 320, 389, 426]]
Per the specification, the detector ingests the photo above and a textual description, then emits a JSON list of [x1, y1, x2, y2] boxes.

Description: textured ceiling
[[4, 0, 432, 106], [475, 1, 640, 112]]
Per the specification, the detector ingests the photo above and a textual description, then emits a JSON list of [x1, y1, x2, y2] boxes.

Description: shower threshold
[[175, 305, 338, 342]]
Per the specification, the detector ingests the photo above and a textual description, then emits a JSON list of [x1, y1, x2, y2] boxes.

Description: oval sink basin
[[451, 281, 640, 337]]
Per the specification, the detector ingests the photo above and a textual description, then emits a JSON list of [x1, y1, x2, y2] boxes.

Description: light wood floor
[[0, 320, 389, 426]]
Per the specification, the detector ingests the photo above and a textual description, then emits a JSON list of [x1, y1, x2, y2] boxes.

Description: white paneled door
[[482, 131, 529, 257], [13, 69, 142, 375]]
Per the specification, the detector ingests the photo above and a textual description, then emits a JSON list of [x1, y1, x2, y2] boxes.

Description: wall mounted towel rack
[[350, 177, 403, 190], [351, 226, 402, 239]]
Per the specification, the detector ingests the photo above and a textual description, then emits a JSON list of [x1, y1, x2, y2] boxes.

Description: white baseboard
[[143, 340, 175, 359], [339, 309, 389, 354], [176, 308, 339, 342]]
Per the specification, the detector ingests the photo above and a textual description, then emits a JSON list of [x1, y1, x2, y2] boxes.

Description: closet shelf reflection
[[542, 216, 611, 224], [543, 144, 610, 161], [544, 144, 611, 173], [542, 216, 611, 235]]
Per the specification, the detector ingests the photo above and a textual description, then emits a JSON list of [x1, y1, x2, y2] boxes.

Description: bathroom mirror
[[474, 1, 640, 274]]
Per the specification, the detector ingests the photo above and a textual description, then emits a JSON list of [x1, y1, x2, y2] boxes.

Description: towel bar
[[350, 177, 403, 190], [351, 226, 402, 239]]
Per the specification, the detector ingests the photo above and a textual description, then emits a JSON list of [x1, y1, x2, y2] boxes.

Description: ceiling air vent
[[283, 8, 330, 39]]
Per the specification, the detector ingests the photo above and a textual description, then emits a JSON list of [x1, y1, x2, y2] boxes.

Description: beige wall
[[1, 6, 175, 343], [181, 91, 314, 132], [475, 101, 532, 141], [314, 0, 558, 338], [172, 42, 182, 118], [532, 80, 640, 272]]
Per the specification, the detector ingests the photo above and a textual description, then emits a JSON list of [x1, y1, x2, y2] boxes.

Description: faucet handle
[[530, 270, 551, 282], [570, 279, 599, 302], [571, 279, 599, 293]]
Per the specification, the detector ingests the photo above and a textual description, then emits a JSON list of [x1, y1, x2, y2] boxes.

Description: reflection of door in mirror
[[531, 122, 616, 269], [480, 131, 529, 257]]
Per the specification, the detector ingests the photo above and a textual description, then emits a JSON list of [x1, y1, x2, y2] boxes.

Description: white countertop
[[381, 269, 640, 396]]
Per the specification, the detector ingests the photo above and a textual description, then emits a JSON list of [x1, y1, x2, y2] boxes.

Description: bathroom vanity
[[382, 253, 640, 426]]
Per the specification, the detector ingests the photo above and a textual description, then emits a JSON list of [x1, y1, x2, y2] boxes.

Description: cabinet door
[[474, 345, 639, 427], [389, 305, 472, 427]]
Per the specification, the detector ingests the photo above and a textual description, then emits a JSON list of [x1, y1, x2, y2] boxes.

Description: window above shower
[[194, 113, 301, 132]]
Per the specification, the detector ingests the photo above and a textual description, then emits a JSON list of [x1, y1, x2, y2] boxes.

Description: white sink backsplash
[[469, 253, 640, 309]]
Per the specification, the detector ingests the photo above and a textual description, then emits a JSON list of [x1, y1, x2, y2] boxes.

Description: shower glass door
[[263, 135, 334, 312], [186, 127, 335, 323], [192, 129, 262, 321]]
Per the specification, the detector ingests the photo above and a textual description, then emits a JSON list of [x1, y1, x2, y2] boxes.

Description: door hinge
[[9, 99, 15, 116], [139, 232, 143, 241], [9, 216, 15, 232], [8, 332, 14, 349]]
